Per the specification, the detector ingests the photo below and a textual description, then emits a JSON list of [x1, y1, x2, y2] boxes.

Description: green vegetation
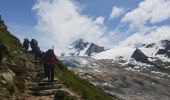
[[0, 19, 22, 53], [0, 76, 21, 100], [54, 90, 78, 100], [55, 62, 114, 100], [0, 18, 23, 99]]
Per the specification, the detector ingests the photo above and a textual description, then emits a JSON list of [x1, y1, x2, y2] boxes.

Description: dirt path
[[22, 55, 81, 100]]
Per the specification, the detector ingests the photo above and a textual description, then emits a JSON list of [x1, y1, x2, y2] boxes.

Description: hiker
[[23, 38, 30, 54], [30, 39, 38, 53], [43, 49, 59, 83], [41, 52, 48, 77], [34, 46, 42, 63]]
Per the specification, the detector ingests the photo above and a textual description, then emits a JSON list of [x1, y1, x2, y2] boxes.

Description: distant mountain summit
[[85, 43, 105, 56], [71, 38, 89, 51], [68, 38, 106, 56]]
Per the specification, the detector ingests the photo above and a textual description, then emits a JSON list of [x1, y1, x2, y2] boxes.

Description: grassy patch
[[54, 90, 78, 100], [0, 19, 22, 53], [55, 62, 114, 100]]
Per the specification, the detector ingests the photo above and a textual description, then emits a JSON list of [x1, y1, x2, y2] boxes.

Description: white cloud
[[120, 0, 170, 46], [122, 0, 170, 29], [94, 16, 105, 25], [121, 26, 170, 46], [110, 6, 125, 20], [33, 0, 110, 53]]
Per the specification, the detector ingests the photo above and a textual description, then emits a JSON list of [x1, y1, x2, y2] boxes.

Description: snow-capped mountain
[[60, 39, 170, 100], [71, 38, 89, 51], [68, 38, 106, 56]]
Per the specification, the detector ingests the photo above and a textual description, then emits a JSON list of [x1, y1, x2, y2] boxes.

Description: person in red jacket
[[43, 49, 59, 83]]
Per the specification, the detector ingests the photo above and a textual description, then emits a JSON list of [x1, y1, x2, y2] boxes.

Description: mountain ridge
[[68, 38, 106, 56]]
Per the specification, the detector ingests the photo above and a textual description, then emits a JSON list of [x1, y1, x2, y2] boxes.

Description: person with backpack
[[43, 49, 59, 83], [34, 46, 42, 64], [30, 39, 38, 53], [23, 38, 30, 54]]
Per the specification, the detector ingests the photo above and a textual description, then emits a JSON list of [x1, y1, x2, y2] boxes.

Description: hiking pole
[[52, 45, 54, 51]]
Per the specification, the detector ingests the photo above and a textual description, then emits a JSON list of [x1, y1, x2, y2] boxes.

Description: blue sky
[[0, 0, 170, 54]]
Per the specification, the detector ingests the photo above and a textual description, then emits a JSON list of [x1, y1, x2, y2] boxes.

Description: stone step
[[29, 89, 60, 96], [38, 81, 60, 86], [41, 79, 58, 82], [29, 84, 62, 91]]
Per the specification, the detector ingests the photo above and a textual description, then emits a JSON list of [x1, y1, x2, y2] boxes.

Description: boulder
[[1, 72, 14, 83]]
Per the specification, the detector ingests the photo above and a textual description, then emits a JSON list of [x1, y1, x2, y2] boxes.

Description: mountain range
[[67, 38, 105, 56], [61, 39, 170, 100]]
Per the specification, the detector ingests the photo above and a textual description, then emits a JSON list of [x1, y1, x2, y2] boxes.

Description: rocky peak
[[85, 43, 105, 56], [131, 48, 150, 64], [71, 38, 89, 51]]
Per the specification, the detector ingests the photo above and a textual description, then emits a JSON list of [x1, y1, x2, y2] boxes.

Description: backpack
[[30, 39, 38, 48], [23, 39, 29, 47], [43, 49, 58, 63]]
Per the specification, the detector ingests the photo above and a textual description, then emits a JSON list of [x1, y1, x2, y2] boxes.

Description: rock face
[[161, 40, 170, 47], [69, 39, 106, 56], [71, 38, 89, 51], [131, 48, 150, 64], [157, 49, 168, 55], [85, 43, 105, 56], [157, 49, 170, 58], [146, 43, 155, 48]]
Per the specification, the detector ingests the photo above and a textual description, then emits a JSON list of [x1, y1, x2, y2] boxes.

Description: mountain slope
[[61, 40, 170, 100]]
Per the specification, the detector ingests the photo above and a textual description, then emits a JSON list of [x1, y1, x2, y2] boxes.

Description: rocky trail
[[21, 54, 81, 100]]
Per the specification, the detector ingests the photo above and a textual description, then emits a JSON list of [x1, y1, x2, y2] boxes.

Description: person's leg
[[51, 65, 54, 82], [43, 65, 47, 77], [46, 65, 51, 83]]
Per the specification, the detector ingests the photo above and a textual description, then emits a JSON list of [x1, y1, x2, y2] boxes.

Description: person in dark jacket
[[41, 52, 47, 77], [34, 46, 42, 63], [43, 49, 59, 83], [23, 38, 30, 54], [30, 39, 38, 53]]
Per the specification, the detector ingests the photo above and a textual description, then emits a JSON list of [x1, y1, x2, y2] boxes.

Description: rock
[[167, 52, 170, 58], [1, 80, 7, 85], [146, 43, 155, 48], [7, 69, 15, 77], [156, 49, 170, 58], [131, 48, 150, 64], [161, 40, 170, 47], [54, 90, 77, 100], [7, 83, 15, 94], [165, 44, 170, 50], [1, 72, 14, 83], [71, 38, 89, 51], [85, 43, 105, 56], [29, 84, 62, 91], [29, 89, 59, 96], [157, 49, 167, 55]]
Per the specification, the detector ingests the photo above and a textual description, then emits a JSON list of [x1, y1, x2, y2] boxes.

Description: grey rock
[[1, 72, 14, 83]]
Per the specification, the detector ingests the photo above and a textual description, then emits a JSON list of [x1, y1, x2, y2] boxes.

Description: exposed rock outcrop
[[71, 38, 89, 51], [131, 48, 150, 64], [85, 43, 105, 56]]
